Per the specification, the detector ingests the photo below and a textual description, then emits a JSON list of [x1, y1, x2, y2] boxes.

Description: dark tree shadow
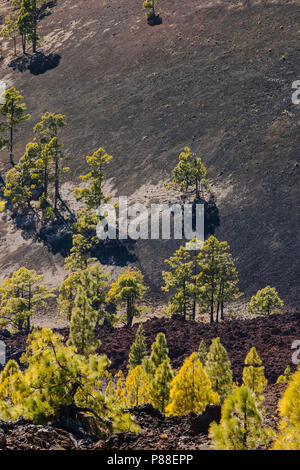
[[8, 52, 61, 75], [38, 220, 73, 256], [204, 194, 220, 237], [38, 0, 57, 20], [147, 14, 162, 26], [91, 237, 137, 266]]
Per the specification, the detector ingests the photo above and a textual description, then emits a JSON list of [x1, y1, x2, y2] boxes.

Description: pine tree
[[128, 324, 147, 370], [205, 338, 233, 403], [165, 146, 209, 200], [73, 147, 112, 211], [0, 359, 23, 421], [276, 365, 291, 384], [0, 87, 30, 165], [108, 268, 147, 326], [68, 289, 100, 357], [17, 0, 43, 54], [165, 352, 219, 416], [246, 286, 284, 317], [197, 339, 207, 366], [150, 359, 173, 413], [149, 332, 169, 372], [106, 370, 127, 408], [34, 113, 68, 209], [196, 236, 241, 323], [242, 347, 267, 404], [4, 141, 42, 211], [272, 366, 300, 450], [125, 365, 151, 407], [0, 328, 137, 433], [209, 385, 274, 450], [58, 263, 109, 321], [64, 232, 98, 271], [162, 245, 194, 319], [0, 267, 55, 332], [0, 9, 18, 56], [4, 164, 32, 211], [143, 0, 157, 20]]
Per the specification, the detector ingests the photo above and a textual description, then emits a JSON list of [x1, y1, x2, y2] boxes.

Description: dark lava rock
[[188, 405, 222, 435]]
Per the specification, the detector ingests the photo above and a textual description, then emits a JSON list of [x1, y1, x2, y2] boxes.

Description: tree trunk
[[221, 300, 224, 320], [54, 156, 59, 210], [13, 35, 16, 56], [44, 164, 48, 198], [183, 279, 186, 320], [26, 284, 32, 333], [9, 126, 14, 166], [216, 301, 220, 323], [210, 287, 214, 323], [22, 34, 26, 54]]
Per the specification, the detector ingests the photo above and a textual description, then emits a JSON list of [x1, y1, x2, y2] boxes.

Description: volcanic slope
[[0, 0, 299, 309]]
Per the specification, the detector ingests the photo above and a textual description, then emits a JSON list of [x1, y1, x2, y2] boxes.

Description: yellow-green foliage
[[0, 328, 137, 433], [73, 147, 112, 211], [125, 365, 151, 407], [128, 324, 148, 370], [205, 338, 233, 403], [209, 385, 274, 450], [164, 146, 209, 198], [108, 267, 147, 326], [276, 365, 291, 384], [242, 347, 267, 404], [106, 370, 127, 408], [272, 367, 300, 450], [0, 267, 55, 332], [162, 246, 194, 319], [150, 359, 173, 413], [246, 286, 284, 316], [165, 352, 219, 416], [143, 0, 157, 19], [58, 263, 109, 321]]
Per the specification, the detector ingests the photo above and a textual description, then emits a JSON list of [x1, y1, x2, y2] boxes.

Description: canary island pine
[[209, 385, 274, 450], [166, 352, 219, 416], [128, 324, 148, 370], [125, 365, 151, 407], [242, 347, 267, 404], [205, 337, 233, 403], [272, 366, 300, 450], [246, 286, 284, 317], [150, 359, 173, 413], [0, 328, 137, 433]]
